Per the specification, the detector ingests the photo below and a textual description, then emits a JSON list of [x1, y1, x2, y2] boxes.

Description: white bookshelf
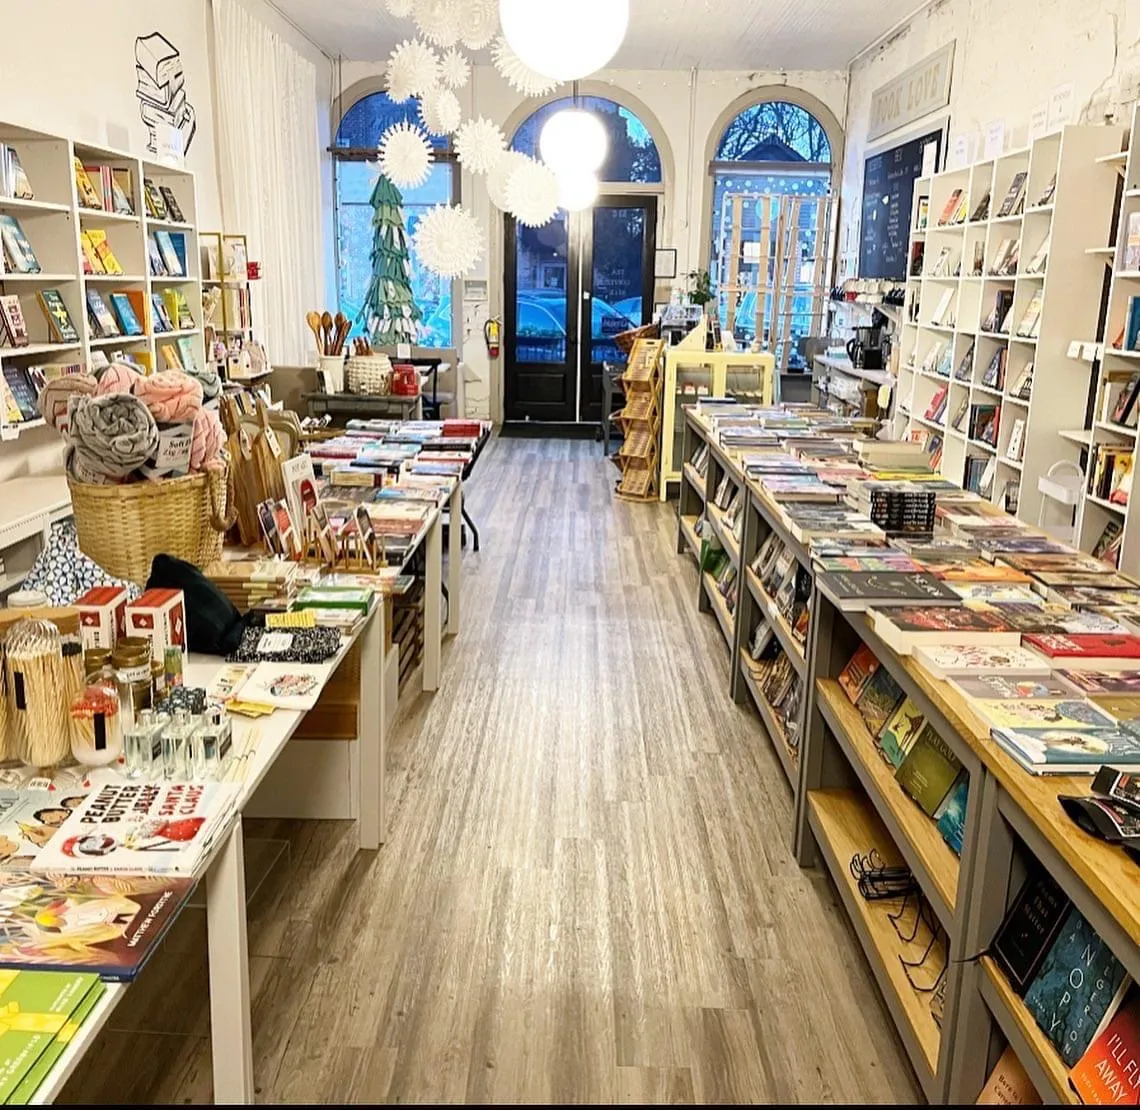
[[893, 125, 1124, 521], [0, 121, 204, 439], [1082, 104, 1140, 573]]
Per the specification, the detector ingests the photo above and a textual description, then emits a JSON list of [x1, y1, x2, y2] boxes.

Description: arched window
[[334, 90, 456, 348], [511, 96, 662, 184], [709, 99, 834, 364]]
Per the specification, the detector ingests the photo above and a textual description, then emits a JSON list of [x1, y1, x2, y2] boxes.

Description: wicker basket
[[68, 466, 235, 585], [614, 321, 660, 355], [346, 354, 393, 396]]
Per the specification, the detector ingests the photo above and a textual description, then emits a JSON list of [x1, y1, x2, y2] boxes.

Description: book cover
[[5, 149, 33, 201], [154, 230, 183, 276], [35, 290, 78, 344], [0, 294, 29, 348], [975, 698, 1116, 730], [895, 725, 962, 816], [1069, 986, 1140, 1105], [143, 178, 167, 220], [838, 643, 880, 703], [855, 666, 905, 736], [158, 185, 185, 223], [992, 869, 1072, 995], [146, 235, 166, 276], [993, 725, 1140, 772], [949, 583, 1041, 606], [0, 969, 101, 1102], [109, 167, 134, 216], [953, 673, 1077, 700], [934, 773, 968, 856], [913, 643, 1050, 679], [1023, 906, 1129, 1066], [0, 215, 39, 273], [997, 171, 1028, 217], [1090, 694, 1140, 722], [0, 786, 90, 869], [1025, 633, 1140, 662], [149, 293, 173, 333], [977, 1045, 1041, 1104], [875, 604, 1016, 636], [85, 229, 122, 276], [818, 570, 959, 610], [877, 697, 926, 768], [232, 662, 334, 710], [30, 782, 239, 877], [108, 293, 143, 337], [84, 289, 119, 338], [73, 158, 101, 209], [1063, 671, 1140, 696], [0, 872, 193, 980]]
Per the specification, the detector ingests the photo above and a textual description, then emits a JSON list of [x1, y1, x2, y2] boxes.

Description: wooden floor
[[65, 437, 921, 1104]]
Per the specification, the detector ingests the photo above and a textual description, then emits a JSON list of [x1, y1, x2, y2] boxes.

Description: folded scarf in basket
[[37, 374, 97, 434], [190, 406, 225, 471], [133, 370, 203, 423], [94, 362, 143, 396], [69, 393, 158, 482]]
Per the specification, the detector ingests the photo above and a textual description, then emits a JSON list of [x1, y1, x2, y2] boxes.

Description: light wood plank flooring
[[64, 436, 921, 1104]]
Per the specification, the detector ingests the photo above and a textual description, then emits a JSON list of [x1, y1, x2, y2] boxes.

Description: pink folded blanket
[[133, 370, 203, 423], [94, 362, 143, 396], [190, 407, 224, 471], [37, 374, 97, 434]]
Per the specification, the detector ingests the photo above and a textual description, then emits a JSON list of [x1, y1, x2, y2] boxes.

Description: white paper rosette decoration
[[491, 36, 559, 98], [386, 38, 441, 103], [415, 0, 460, 47], [504, 158, 560, 227], [458, 0, 499, 49], [439, 48, 471, 90], [455, 117, 506, 175], [419, 88, 462, 136], [487, 150, 531, 211], [385, 0, 414, 16], [378, 122, 433, 189], [412, 204, 486, 278]]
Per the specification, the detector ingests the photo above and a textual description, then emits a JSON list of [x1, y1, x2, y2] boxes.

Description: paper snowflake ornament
[[386, 38, 441, 103], [492, 36, 559, 98], [378, 122, 433, 189], [504, 158, 560, 227], [385, 0, 414, 16], [487, 150, 531, 211], [412, 205, 485, 278], [455, 117, 506, 176], [439, 48, 470, 89], [415, 0, 460, 47], [458, 0, 499, 49], [419, 87, 462, 136]]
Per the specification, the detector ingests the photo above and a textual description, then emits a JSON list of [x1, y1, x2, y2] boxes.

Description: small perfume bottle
[[161, 708, 194, 780], [124, 708, 156, 778], [192, 708, 233, 780]]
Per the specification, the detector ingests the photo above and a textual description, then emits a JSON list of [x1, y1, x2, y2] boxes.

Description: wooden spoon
[[306, 311, 323, 355], [321, 310, 334, 356], [333, 313, 350, 355]]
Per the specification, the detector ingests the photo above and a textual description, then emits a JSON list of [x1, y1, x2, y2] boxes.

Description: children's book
[[877, 698, 926, 768], [36, 289, 78, 344]]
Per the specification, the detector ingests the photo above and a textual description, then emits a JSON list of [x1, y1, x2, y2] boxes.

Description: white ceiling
[[271, 0, 925, 69]]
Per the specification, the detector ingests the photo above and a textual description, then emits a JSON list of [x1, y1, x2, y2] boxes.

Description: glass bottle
[[192, 708, 233, 780], [161, 708, 194, 780], [69, 675, 122, 767], [113, 637, 153, 732], [124, 708, 156, 778]]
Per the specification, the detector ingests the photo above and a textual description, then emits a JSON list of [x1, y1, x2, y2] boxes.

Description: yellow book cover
[[85, 230, 122, 276], [162, 288, 193, 330], [78, 232, 104, 275], [159, 342, 183, 370], [72, 157, 101, 209]]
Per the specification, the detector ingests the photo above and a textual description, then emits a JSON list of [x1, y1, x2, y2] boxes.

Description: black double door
[[504, 196, 657, 426]]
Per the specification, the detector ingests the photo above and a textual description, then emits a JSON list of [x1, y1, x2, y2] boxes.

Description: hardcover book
[[0, 294, 29, 348], [73, 157, 101, 209], [992, 725, 1140, 774], [997, 171, 1029, 217], [871, 605, 1019, 655], [895, 726, 962, 816], [952, 673, 1077, 700], [973, 697, 1115, 731], [934, 773, 968, 856], [143, 177, 167, 219], [976, 1046, 1041, 1105], [817, 570, 959, 611], [877, 697, 926, 768], [1069, 987, 1140, 1105], [1024, 633, 1140, 670], [838, 643, 880, 703], [0, 214, 40, 273], [912, 643, 1050, 680], [154, 230, 183, 276], [36, 289, 78, 344], [158, 184, 185, 223], [108, 293, 143, 337], [992, 869, 1072, 994], [1023, 906, 1129, 1067], [855, 666, 905, 736], [85, 289, 119, 338]]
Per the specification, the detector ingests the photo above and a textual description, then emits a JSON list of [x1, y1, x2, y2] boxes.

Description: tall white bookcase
[[0, 120, 203, 440], [893, 125, 1124, 522]]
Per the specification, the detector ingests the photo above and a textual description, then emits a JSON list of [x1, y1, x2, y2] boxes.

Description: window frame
[[330, 90, 461, 351]]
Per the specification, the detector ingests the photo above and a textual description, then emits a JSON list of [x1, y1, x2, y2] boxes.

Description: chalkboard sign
[[859, 127, 943, 280]]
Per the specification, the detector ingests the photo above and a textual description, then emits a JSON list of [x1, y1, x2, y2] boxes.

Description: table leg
[[445, 482, 462, 638], [424, 513, 442, 691], [206, 817, 254, 1104], [358, 603, 385, 849]]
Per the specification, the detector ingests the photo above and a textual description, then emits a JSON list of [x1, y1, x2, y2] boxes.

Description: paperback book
[[991, 724, 1140, 774], [991, 868, 1071, 994], [855, 666, 905, 736], [870, 605, 1019, 655], [912, 643, 1051, 680], [895, 727, 962, 816], [877, 698, 926, 767], [838, 644, 880, 703]]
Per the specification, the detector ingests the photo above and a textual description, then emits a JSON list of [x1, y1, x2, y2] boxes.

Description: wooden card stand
[[614, 337, 666, 502]]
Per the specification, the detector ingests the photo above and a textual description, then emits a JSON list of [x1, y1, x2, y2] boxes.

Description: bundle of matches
[[5, 620, 73, 768]]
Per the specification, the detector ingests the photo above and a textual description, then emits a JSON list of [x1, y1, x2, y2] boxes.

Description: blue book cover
[[934, 774, 968, 855], [1023, 906, 1128, 1066], [108, 293, 142, 336], [1128, 296, 1140, 352]]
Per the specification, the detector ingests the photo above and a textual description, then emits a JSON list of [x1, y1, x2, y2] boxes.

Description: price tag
[[1083, 342, 1101, 361], [263, 425, 282, 459], [256, 631, 294, 655], [1067, 340, 1084, 359]]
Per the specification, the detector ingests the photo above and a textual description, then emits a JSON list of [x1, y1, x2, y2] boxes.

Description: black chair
[[599, 361, 626, 455], [412, 358, 454, 420]]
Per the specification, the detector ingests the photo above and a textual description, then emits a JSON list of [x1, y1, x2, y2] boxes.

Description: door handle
[[582, 292, 591, 300]]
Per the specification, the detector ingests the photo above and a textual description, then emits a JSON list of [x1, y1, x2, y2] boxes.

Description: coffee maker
[[846, 320, 888, 370]]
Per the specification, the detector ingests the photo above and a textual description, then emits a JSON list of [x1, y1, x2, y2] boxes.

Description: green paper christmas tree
[[355, 174, 422, 345]]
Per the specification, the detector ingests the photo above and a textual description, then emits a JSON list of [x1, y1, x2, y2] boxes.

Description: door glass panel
[[512, 214, 570, 365], [589, 206, 646, 367]]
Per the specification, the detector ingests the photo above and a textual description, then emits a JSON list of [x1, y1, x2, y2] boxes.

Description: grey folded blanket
[[187, 364, 222, 404], [69, 393, 159, 482]]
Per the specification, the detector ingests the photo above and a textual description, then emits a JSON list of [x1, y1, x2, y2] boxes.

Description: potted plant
[[685, 269, 713, 308]]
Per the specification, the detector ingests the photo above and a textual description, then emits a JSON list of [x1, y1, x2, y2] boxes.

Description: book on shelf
[[1010, 360, 1033, 400], [110, 167, 134, 215], [0, 144, 33, 200], [73, 157, 101, 210], [1016, 290, 1044, 338], [78, 231, 103, 275], [870, 604, 1020, 655], [1126, 212, 1140, 272], [970, 403, 1000, 446], [158, 184, 185, 223], [916, 196, 929, 230], [1023, 632, 1140, 669], [143, 177, 167, 219], [973, 695, 1115, 731], [1022, 906, 1129, 1067], [970, 240, 986, 277], [976, 1045, 1041, 1105], [894, 726, 962, 816], [0, 214, 40, 273], [154, 230, 184, 276], [1006, 418, 1025, 462], [951, 396, 970, 431], [929, 288, 955, 326], [981, 347, 1007, 389], [929, 246, 955, 276], [816, 570, 959, 611], [87, 229, 123, 276], [1034, 173, 1057, 208], [3, 366, 41, 421], [838, 643, 880, 703], [1089, 446, 1135, 505], [1069, 986, 1140, 1105], [146, 234, 166, 276], [854, 665, 904, 736], [934, 772, 968, 856], [1093, 520, 1124, 568], [993, 724, 1140, 774], [84, 289, 119, 339], [937, 188, 965, 226], [876, 697, 926, 767], [996, 170, 1028, 217], [175, 336, 197, 373], [952, 672, 1080, 700], [991, 867, 1071, 994], [983, 290, 1015, 332], [108, 292, 143, 336], [1111, 374, 1140, 426], [989, 237, 1020, 276], [35, 290, 78, 344], [1126, 297, 1140, 351], [955, 342, 975, 381], [161, 287, 195, 330], [0, 294, 30, 348], [150, 292, 174, 332], [1024, 233, 1050, 274], [969, 190, 991, 222], [925, 386, 948, 422]]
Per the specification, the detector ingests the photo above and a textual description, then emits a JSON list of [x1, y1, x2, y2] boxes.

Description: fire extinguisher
[[484, 316, 501, 359]]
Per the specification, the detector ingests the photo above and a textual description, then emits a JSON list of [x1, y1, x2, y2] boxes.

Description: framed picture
[[654, 248, 677, 279], [537, 262, 565, 291]]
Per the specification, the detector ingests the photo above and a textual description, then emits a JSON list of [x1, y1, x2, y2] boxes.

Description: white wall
[[839, 0, 1140, 276], [337, 60, 848, 418]]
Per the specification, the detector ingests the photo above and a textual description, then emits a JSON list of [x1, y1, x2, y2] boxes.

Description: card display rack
[[614, 337, 665, 501]]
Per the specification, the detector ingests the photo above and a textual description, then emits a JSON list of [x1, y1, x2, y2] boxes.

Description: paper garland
[[378, 121, 433, 189], [455, 117, 506, 176], [491, 36, 559, 98], [457, 0, 499, 49], [385, 38, 441, 103], [385, 0, 415, 15], [439, 47, 471, 90], [414, 0, 461, 47], [412, 205, 486, 278], [487, 150, 532, 211], [419, 87, 462, 136], [503, 158, 560, 227]]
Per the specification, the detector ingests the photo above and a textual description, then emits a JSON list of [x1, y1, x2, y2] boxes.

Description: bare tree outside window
[[716, 102, 831, 164]]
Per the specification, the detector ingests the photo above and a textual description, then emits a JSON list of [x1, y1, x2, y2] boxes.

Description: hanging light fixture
[[557, 169, 598, 212], [540, 108, 607, 173], [499, 0, 630, 82]]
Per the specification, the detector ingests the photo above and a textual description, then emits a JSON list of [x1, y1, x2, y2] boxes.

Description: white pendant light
[[499, 0, 630, 82], [539, 109, 607, 174], [557, 169, 598, 212]]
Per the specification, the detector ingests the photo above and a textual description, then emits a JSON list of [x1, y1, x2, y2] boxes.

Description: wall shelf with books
[[895, 125, 1125, 524]]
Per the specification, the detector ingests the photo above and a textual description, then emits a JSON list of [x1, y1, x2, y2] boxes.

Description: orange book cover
[[977, 1046, 1041, 1105], [1070, 991, 1140, 1105]]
